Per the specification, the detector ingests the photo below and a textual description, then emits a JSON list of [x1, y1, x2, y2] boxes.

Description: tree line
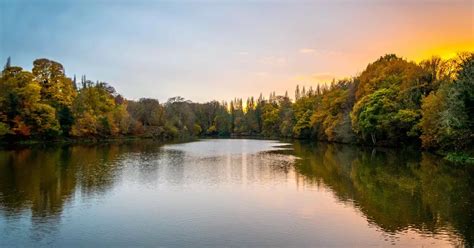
[[0, 53, 472, 159]]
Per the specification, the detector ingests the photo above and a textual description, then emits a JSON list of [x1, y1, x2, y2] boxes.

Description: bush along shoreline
[[0, 53, 473, 163]]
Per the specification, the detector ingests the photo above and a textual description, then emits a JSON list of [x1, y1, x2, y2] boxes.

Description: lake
[[0, 139, 472, 247]]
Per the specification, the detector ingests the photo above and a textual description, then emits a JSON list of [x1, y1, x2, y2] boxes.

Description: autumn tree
[[70, 82, 129, 137], [312, 80, 355, 142], [0, 66, 59, 137], [278, 95, 294, 137], [420, 53, 474, 151], [32, 59, 77, 135]]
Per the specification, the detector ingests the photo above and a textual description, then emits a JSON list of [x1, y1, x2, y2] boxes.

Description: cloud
[[299, 48, 316, 54]]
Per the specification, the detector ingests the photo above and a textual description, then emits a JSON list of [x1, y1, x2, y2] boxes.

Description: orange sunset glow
[[1, 1, 474, 247], [2, 0, 472, 102]]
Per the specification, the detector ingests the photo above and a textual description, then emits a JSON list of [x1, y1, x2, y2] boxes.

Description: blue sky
[[1, 0, 472, 102]]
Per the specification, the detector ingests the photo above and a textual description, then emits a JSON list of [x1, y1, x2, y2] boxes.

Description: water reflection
[[291, 142, 474, 247], [0, 139, 472, 247]]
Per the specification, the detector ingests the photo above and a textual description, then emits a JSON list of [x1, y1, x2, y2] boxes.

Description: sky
[[1, 0, 473, 103]]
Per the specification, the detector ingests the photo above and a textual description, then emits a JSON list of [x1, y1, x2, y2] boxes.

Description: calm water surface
[[0, 139, 472, 247]]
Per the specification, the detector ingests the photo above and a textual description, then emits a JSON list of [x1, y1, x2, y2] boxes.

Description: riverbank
[[1, 134, 473, 165], [0, 135, 198, 149]]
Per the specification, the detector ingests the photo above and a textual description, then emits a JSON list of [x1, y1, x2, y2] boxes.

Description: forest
[[0, 53, 473, 162]]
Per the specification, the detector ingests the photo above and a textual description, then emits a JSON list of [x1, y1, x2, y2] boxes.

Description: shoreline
[[2, 135, 472, 165]]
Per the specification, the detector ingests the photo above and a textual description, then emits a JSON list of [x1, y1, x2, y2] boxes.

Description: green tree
[[351, 88, 398, 145], [245, 97, 259, 134], [278, 95, 295, 137], [293, 110, 312, 138], [311, 80, 355, 142], [261, 102, 279, 137], [165, 97, 196, 137], [70, 82, 117, 137], [212, 103, 231, 136], [420, 53, 474, 151]]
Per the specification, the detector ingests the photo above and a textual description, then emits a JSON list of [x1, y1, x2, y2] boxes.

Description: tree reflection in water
[[0, 140, 472, 246], [291, 141, 473, 247]]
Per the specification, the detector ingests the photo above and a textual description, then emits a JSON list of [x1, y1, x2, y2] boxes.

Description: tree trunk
[[371, 133, 376, 145]]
